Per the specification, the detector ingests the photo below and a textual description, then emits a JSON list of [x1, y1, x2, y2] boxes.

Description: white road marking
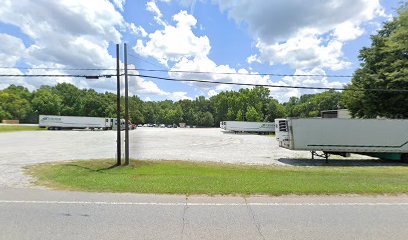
[[0, 200, 407, 206]]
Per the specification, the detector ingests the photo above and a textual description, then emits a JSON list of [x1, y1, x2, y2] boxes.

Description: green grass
[[27, 160, 408, 195], [0, 125, 45, 133]]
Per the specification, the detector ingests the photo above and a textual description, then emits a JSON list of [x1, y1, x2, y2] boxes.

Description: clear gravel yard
[[0, 128, 385, 188]]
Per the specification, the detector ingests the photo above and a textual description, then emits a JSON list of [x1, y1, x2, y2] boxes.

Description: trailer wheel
[[402, 154, 408, 163]]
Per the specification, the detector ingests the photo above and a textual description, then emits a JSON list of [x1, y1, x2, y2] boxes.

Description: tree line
[[0, 5, 407, 125], [0, 83, 344, 126]]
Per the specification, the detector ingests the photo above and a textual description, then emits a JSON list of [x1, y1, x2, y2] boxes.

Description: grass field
[[28, 160, 408, 195], [0, 125, 44, 133]]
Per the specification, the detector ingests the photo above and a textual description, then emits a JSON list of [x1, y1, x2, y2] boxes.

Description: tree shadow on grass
[[278, 158, 408, 167], [64, 162, 122, 172]]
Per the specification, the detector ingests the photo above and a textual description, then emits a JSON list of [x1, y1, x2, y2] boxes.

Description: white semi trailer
[[275, 118, 408, 161], [39, 115, 124, 130], [220, 121, 275, 133]]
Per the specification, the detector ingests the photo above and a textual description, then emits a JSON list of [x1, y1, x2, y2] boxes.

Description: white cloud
[[247, 54, 260, 64], [169, 56, 271, 94], [128, 67, 193, 100], [216, 0, 382, 43], [0, 33, 26, 66], [271, 68, 344, 101], [134, 10, 210, 66], [256, 32, 351, 71], [128, 23, 148, 37], [135, 5, 346, 101], [215, 0, 384, 70], [0, 0, 124, 69], [146, 0, 166, 26], [0, 0, 182, 99], [111, 0, 125, 11], [333, 21, 364, 41]]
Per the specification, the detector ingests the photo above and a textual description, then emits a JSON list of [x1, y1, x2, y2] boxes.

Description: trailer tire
[[402, 154, 408, 163]]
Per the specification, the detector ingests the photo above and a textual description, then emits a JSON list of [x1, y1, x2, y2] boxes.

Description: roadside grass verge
[[28, 160, 408, 195], [0, 125, 44, 133]]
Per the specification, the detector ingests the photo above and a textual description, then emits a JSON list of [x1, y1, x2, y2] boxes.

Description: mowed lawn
[[28, 160, 408, 195], [0, 125, 44, 133]]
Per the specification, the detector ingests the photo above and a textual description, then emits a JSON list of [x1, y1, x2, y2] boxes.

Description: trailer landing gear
[[311, 151, 330, 163]]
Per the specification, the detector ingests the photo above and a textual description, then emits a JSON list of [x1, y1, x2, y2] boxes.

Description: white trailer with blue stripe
[[220, 121, 275, 133], [39, 115, 123, 130], [275, 118, 408, 162]]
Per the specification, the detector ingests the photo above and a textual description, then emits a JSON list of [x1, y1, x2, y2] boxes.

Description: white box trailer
[[275, 118, 408, 161], [39, 115, 122, 130], [220, 121, 275, 133]]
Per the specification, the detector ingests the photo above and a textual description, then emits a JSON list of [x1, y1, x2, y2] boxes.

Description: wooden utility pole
[[116, 44, 121, 166], [124, 43, 130, 165]]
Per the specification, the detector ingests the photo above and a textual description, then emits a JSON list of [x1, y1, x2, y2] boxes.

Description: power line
[[0, 65, 354, 78], [129, 74, 408, 93], [127, 53, 164, 69], [1, 72, 406, 93], [0, 74, 115, 78], [0, 66, 116, 71], [129, 68, 354, 78]]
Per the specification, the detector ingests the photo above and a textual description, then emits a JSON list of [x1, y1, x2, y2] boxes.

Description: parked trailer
[[39, 115, 122, 130], [275, 118, 408, 161], [220, 121, 275, 133]]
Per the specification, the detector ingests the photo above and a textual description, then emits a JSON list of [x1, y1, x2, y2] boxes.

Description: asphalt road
[[1, 188, 408, 240]]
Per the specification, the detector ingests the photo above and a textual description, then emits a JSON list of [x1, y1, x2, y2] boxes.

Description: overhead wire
[[0, 74, 116, 78], [127, 53, 165, 69], [128, 68, 354, 78], [0, 70, 406, 93], [129, 73, 408, 93], [0, 66, 116, 71]]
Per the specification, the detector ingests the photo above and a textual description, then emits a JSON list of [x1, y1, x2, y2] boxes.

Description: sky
[[0, 0, 403, 102]]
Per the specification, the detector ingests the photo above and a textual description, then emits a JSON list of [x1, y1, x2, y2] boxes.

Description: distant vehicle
[[38, 115, 125, 130], [167, 125, 173, 128], [143, 124, 148, 127], [220, 121, 275, 134], [137, 124, 143, 127], [275, 118, 408, 161], [159, 124, 165, 128]]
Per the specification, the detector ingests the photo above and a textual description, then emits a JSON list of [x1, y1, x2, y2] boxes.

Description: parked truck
[[275, 118, 408, 161], [39, 115, 125, 130], [220, 121, 275, 133]]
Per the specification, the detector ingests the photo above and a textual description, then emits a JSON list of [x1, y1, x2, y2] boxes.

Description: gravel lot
[[0, 128, 387, 188]]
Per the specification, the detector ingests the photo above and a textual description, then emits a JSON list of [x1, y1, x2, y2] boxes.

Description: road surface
[[0, 188, 407, 240]]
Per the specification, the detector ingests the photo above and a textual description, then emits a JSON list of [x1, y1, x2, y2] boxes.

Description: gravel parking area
[[0, 128, 385, 188]]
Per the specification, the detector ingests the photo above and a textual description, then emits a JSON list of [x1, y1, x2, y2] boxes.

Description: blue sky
[[0, 0, 403, 102]]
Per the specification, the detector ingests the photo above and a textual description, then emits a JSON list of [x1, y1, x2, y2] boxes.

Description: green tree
[[246, 106, 263, 122], [32, 86, 63, 115], [0, 91, 31, 120], [343, 5, 408, 118], [196, 111, 214, 127], [236, 110, 244, 121]]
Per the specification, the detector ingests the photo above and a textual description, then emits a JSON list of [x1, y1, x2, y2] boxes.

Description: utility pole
[[124, 43, 130, 165], [116, 44, 121, 166]]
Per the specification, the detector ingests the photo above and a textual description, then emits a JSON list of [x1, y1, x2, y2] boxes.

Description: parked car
[[159, 124, 165, 128]]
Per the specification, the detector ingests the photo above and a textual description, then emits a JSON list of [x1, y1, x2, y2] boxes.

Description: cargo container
[[275, 118, 408, 161]]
